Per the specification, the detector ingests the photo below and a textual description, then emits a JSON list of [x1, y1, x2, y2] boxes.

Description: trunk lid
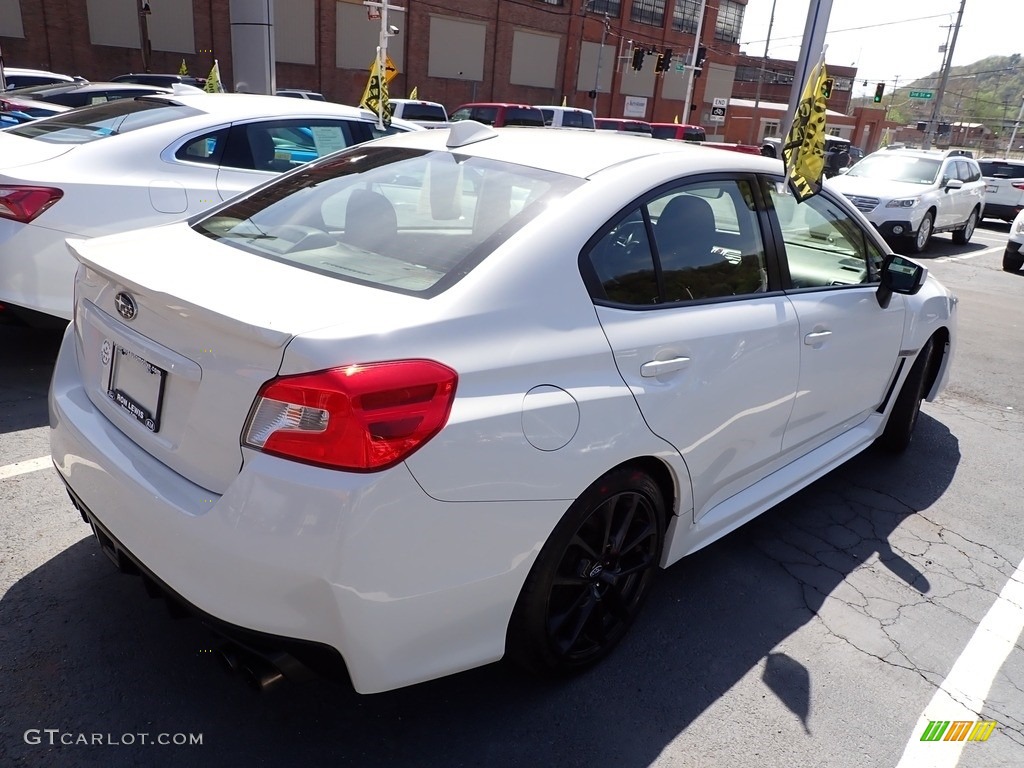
[[68, 222, 419, 493], [0, 133, 76, 171]]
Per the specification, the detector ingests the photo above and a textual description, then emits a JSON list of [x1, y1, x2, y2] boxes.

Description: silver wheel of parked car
[[909, 212, 933, 253], [952, 208, 977, 245]]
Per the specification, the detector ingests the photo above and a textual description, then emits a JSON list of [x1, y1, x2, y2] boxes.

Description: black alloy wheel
[[508, 468, 666, 674]]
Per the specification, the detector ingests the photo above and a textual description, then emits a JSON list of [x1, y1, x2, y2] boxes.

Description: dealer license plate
[[106, 344, 165, 432], [986, 184, 998, 193]]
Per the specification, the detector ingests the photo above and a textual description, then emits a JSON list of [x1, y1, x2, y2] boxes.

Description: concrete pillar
[[230, 0, 275, 94]]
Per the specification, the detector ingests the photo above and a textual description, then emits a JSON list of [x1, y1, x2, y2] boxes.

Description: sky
[[738, 0, 1022, 98]]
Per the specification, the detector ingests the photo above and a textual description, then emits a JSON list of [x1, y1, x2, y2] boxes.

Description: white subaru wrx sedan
[[49, 123, 957, 694]]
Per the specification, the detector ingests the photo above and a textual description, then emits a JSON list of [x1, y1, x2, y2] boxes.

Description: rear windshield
[[193, 147, 583, 297], [398, 103, 447, 122], [6, 98, 201, 144], [978, 161, 1024, 179], [652, 126, 679, 140], [501, 107, 545, 127]]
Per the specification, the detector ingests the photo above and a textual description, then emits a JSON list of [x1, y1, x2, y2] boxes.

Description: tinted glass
[[501, 107, 545, 127], [220, 120, 362, 171], [193, 147, 583, 297], [562, 111, 594, 129], [399, 103, 446, 121], [979, 161, 1024, 179], [176, 130, 228, 165], [652, 125, 679, 140], [6, 99, 202, 144], [587, 209, 659, 304], [682, 127, 705, 141]]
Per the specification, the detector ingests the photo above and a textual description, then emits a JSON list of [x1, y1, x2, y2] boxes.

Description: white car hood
[[828, 174, 929, 200]]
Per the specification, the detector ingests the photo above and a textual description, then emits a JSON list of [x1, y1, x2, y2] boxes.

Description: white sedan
[[0, 92, 420, 323], [49, 124, 957, 694]]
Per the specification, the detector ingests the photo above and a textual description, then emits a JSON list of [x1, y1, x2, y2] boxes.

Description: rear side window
[[219, 120, 364, 172], [585, 179, 767, 305], [652, 126, 679, 140], [6, 99, 202, 144], [682, 127, 706, 141], [193, 147, 583, 296]]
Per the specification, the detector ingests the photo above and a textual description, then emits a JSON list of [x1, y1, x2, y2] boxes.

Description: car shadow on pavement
[[0, 413, 960, 768]]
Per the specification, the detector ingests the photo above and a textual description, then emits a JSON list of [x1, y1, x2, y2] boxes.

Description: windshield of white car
[[844, 155, 941, 185], [6, 98, 201, 144], [193, 146, 583, 297]]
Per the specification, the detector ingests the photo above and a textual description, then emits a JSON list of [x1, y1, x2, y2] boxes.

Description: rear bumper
[[982, 202, 1023, 222], [49, 323, 561, 693], [0, 218, 78, 320]]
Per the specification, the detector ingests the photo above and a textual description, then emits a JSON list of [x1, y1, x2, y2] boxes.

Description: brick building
[[2, 0, 864, 140]]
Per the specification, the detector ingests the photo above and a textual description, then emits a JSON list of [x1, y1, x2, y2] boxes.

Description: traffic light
[[695, 46, 707, 68], [656, 49, 673, 73], [873, 82, 885, 103], [631, 46, 646, 71], [821, 77, 834, 99]]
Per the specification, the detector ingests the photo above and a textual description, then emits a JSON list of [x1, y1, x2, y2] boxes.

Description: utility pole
[[1008, 95, 1024, 159], [681, 0, 707, 126], [364, 0, 405, 130], [0, 39, 7, 91], [746, 0, 778, 145], [592, 14, 609, 116], [922, 0, 966, 150], [137, 0, 153, 73]]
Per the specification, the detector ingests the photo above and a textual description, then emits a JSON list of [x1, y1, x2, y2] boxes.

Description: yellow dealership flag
[[782, 56, 829, 202], [360, 57, 391, 128], [408, 86, 418, 100], [178, 58, 188, 76], [561, 96, 567, 107], [204, 59, 225, 93]]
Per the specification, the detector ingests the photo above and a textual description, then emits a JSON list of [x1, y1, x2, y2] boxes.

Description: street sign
[[710, 97, 727, 124], [909, 90, 934, 99]]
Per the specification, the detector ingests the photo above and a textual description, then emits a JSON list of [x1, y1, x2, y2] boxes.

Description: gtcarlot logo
[[24, 729, 203, 746]]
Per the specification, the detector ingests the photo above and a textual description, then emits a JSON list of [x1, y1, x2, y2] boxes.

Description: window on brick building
[[714, 0, 744, 43], [670, 0, 701, 34], [587, 1, 622, 16], [630, 0, 667, 27]]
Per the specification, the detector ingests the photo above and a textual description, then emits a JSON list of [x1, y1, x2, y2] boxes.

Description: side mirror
[[944, 178, 964, 192], [876, 254, 927, 308]]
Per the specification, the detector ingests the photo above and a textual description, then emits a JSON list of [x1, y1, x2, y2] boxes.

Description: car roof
[[362, 123, 780, 179], [453, 102, 540, 110], [134, 92, 424, 129]]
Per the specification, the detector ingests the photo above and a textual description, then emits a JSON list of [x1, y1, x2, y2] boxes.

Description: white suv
[[829, 148, 986, 253], [978, 157, 1024, 223], [1004, 208, 1024, 272]]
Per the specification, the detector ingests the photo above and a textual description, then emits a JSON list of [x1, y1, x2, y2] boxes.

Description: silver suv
[[829, 147, 986, 253]]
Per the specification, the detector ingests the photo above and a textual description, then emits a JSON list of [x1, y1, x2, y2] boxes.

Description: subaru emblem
[[114, 292, 137, 321]]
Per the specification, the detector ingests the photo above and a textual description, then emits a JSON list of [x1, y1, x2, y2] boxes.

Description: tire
[[507, 467, 666, 676], [1004, 252, 1024, 272], [952, 208, 977, 245], [876, 339, 935, 453], [907, 212, 934, 253]]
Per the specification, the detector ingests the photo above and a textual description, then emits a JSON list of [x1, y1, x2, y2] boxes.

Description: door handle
[[804, 330, 833, 345], [640, 357, 691, 377]]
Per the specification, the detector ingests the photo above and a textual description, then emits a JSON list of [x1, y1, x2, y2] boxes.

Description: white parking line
[[895, 556, 1024, 767], [0, 455, 53, 480], [934, 246, 1004, 262]]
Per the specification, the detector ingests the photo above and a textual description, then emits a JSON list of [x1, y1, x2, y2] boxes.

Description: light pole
[[746, 0, 778, 145], [681, 0, 708, 126], [591, 13, 609, 115], [137, 0, 153, 73], [364, 0, 405, 130]]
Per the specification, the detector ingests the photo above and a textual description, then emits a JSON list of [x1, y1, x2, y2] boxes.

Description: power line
[[741, 11, 956, 47]]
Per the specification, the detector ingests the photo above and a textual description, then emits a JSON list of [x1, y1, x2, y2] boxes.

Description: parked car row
[[0, 93, 422, 324]]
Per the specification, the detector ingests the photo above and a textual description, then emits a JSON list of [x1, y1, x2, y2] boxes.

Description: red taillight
[[0, 185, 64, 223], [1011, 181, 1024, 191], [243, 360, 458, 471]]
